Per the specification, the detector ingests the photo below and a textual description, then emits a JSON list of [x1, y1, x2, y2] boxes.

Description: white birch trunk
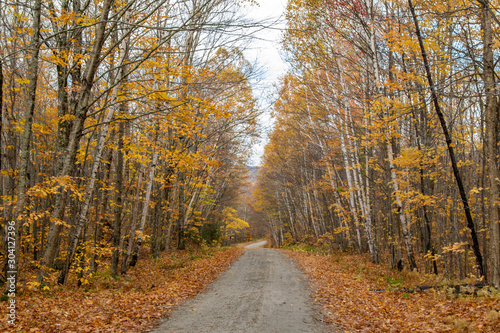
[[365, 1, 415, 268], [341, 74, 377, 262], [132, 150, 159, 262], [330, 112, 363, 250]]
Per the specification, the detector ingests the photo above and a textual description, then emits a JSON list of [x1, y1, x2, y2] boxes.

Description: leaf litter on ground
[[0, 247, 243, 333], [285, 249, 500, 333]]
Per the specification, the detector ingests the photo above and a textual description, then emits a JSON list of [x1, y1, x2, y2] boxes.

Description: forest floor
[[285, 246, 500, 332], [0, 246, 243, 332]]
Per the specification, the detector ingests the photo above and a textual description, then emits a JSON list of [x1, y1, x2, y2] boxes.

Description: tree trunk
[[121, 167, 143, 274], [176, 173, 187, 250], [57, 28, 129, 284], [38, 0, 116, 284], [111, 117, 125, 276], [8, 0, 42, 293], [481, 0, 500, 287], [0, 60, 3, 173], [130, 150, 158, 267], [90, 147, 113, 273], [387, 141, 418, 270]]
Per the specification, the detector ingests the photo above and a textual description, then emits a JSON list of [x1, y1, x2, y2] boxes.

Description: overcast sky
[[242, 0, 288, 165]]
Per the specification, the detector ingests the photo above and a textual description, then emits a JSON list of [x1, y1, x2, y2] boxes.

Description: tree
[[478, 0, 500, 287], [10, 0, 42, 293]]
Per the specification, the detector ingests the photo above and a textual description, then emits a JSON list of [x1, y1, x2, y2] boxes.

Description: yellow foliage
[[222, 207, 249, 231]]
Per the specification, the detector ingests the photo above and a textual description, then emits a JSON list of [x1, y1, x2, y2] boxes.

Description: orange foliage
[[0, 248, 243, 332], [286, 250, 500, 332]]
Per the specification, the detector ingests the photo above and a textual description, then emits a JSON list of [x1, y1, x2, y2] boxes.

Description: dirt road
[[151, 248, 332, 333], [243, 240, 267, 249]]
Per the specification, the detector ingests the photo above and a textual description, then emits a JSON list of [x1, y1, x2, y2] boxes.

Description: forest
[[257, 0, 500, 289], [0, 0, 259, 293], [1, 0, 500, 330]]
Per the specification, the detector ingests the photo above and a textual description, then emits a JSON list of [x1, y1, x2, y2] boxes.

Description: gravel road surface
[[151, 248, 331, 333], [243, 240, 267, 249]]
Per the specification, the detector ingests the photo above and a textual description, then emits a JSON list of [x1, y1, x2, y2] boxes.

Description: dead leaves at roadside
[[0, 247, 243, 333], [286, 250, 500, 333]]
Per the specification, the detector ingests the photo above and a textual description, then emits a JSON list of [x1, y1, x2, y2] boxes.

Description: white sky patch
[[242, 0, 288, 166]]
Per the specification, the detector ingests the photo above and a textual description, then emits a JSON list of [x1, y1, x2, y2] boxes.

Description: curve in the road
[[244, 240, 268, 249]]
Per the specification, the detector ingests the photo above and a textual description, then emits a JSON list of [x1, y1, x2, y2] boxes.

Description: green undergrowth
[[283, 244, 318, 252]]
